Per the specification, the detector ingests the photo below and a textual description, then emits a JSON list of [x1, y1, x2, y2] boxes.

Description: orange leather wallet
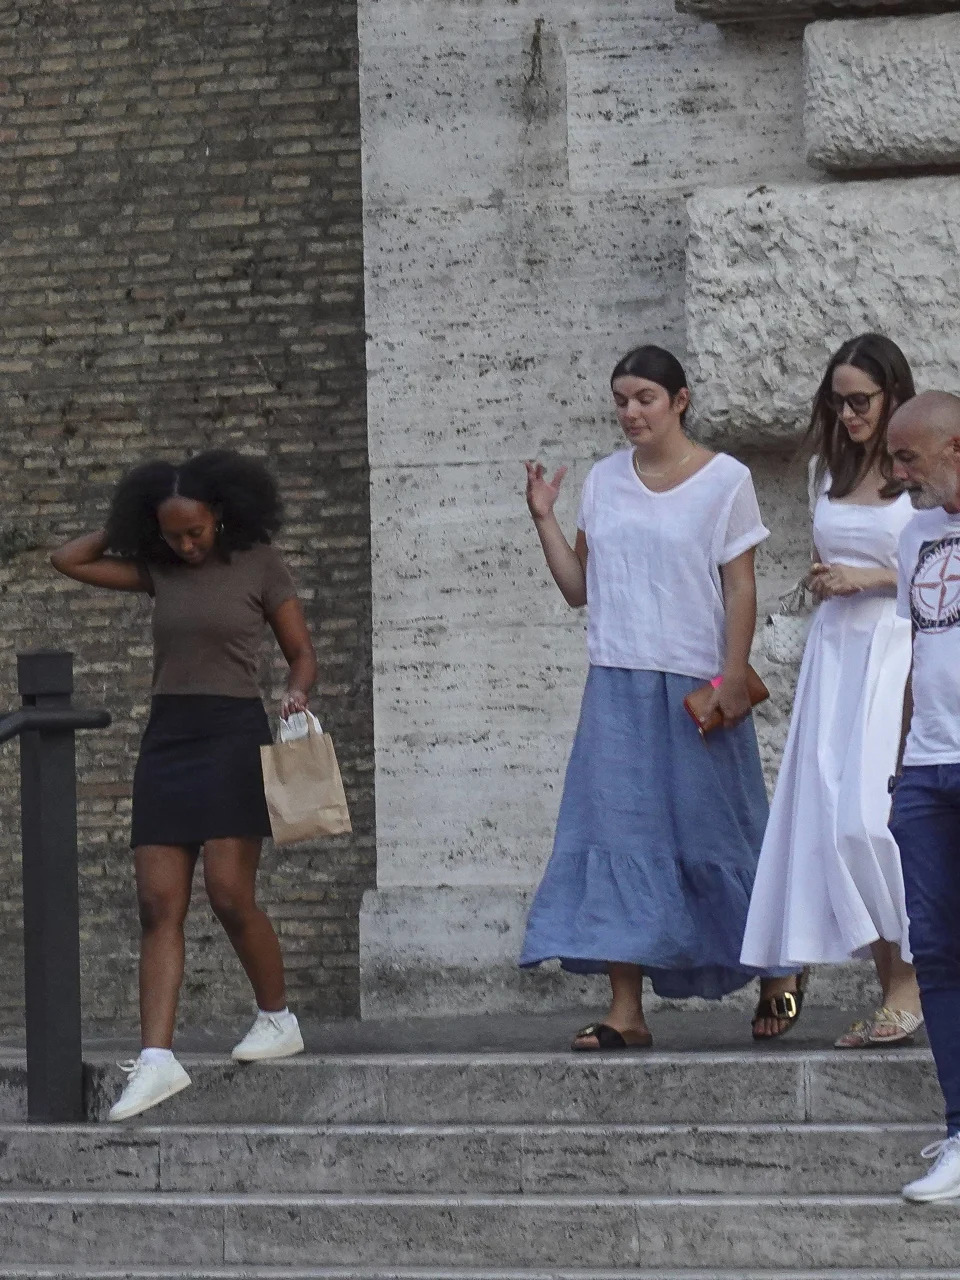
[[683, 667, 769, 738]]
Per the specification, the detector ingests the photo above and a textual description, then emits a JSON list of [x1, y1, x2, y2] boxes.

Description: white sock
[[140, 1047, 175, 1066], [259, 1006, 292, 1021]]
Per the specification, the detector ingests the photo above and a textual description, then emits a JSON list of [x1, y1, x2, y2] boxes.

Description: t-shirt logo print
[[911, 536, 960, 633]]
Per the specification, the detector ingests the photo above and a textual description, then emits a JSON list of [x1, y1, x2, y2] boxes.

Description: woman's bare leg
[[135, 844, 198, 1049], [871, 938, 892, 998], [203, 837, 286, 1011], [872, 939, 922, 1038], [572, 962, 648, 1048]]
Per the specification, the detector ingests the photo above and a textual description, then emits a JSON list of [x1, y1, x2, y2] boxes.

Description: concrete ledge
[[685, 176, 960, 442], [806, 15, 960, 170], [677, 0, 960, 21]]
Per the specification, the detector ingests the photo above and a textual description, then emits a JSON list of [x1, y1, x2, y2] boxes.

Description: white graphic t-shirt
[[897, 507, 960, 764], [577, 450, 769, 680]]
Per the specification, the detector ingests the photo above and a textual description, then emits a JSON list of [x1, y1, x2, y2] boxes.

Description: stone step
[[3, 1272, 960, 1280], [78, 1049, 940, 1125], [1, 1193, 960, 1269], [2, 1271, 959, 1280], [0, 1121, 939, 1196]]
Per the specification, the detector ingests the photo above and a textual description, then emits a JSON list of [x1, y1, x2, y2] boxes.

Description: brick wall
[[0, 0, 371, 1030]]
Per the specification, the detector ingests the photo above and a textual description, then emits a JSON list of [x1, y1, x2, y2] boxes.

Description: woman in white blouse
[[520, 344, 796, 1049]]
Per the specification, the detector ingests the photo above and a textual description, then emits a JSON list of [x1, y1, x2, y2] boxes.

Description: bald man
[[888, 390, 960, 1202]]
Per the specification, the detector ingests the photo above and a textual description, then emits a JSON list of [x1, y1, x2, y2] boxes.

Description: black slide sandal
[[751, 968, 810, 1042], [571, 1021, 654, 1051]]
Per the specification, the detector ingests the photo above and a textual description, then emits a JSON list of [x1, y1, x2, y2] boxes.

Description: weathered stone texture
[[678, 0, 960, 21], [805, 15, 960, 171], [0, 0, 371, 1028], [360, 20, 568, 206], [686, 177, 960, 443], [365, 193, 688, 467], [567, 21, 807, 193]]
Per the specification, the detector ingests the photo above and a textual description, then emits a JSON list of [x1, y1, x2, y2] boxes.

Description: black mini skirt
[[131, 695, 273, 849]]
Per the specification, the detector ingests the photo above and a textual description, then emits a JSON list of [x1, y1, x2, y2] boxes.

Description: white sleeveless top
[[810, 463, 913, 575], [576, 450, 769, 680]]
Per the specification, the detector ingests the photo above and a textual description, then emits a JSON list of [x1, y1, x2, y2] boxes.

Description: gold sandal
[[834, 1007, 924, 1049], [867, 1007, 924, 1046], [834, 1012, 881, 1050]]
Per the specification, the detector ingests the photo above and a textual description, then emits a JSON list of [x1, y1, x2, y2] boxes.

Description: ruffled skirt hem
[[519, 667, 790, 1000]]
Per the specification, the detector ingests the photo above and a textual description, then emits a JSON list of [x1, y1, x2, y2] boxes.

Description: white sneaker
[[107, 1055, 191, 1122], [902, 1134, 960, 1202], [231, 1010, 304, 1062]]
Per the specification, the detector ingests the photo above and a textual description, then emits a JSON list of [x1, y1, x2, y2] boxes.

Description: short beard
[[909, 466, 960, 511], [909, 488, 945, 510]]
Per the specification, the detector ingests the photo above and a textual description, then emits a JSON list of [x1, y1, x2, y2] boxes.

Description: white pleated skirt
[[741, 591, 913, 967]]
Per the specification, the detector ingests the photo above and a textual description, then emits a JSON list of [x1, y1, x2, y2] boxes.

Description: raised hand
[[525, 460, 568, 522]]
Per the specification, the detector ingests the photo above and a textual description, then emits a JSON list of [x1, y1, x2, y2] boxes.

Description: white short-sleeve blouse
[[576, 449, 769, 679]]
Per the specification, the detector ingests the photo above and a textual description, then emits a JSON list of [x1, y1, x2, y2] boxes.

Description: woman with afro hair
[[52, 449, 318, 1120]]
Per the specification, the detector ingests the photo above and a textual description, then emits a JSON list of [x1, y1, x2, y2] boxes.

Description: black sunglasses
[[827, 389, 884, 417]]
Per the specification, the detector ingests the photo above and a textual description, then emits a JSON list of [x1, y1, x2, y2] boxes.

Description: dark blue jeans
[[890, 764, 960, 1136]]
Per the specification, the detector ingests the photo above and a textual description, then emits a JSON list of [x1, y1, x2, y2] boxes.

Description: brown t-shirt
[[145, 543, 297, 698]]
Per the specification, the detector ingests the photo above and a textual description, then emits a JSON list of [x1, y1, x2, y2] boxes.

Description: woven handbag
[[761, 581, 814, 666]]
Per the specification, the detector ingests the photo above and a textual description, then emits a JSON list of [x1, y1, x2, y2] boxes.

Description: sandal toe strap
[[874, 1007, 924, 1035], [574, 1022, 627, 1049], [842, 1018, 871, 1035], [754, 991, 799, 1022]]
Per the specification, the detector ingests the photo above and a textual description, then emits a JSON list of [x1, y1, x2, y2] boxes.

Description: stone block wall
[[0, 0, 370, 1030], [687, 11, 960, 440], [805, 15, 960, 170], [687, 178, 960, 441]]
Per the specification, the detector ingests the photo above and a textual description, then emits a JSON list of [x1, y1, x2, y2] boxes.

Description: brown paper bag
[[260, 717, 352, 845]]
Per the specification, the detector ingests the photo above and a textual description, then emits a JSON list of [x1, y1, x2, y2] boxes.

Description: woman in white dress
[[742, 333, 924, 1045]]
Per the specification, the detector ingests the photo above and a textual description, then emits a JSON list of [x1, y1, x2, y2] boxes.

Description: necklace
[[633, 448, 694, 481]]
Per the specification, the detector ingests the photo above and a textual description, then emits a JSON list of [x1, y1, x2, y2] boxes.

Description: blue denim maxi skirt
[[520, 667, 778, 1000]]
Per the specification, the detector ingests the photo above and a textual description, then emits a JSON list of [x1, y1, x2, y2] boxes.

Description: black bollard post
[[17, 652, 85, 1123]]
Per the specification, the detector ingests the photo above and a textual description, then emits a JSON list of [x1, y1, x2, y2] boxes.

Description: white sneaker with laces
[[107, 1056, 191, 1122], [231, 1010, 304, 1062], [902, 1134, 960, 1202]]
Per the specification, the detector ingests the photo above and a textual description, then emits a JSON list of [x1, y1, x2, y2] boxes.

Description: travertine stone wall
[[805, 15, 960, 170], [686, 178, 960, 441], [358, 0, 816, 1016], [0, 0, 370, 1029]]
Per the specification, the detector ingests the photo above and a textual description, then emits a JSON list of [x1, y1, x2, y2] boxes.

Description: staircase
[[0, 1031, 957, 1277]]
